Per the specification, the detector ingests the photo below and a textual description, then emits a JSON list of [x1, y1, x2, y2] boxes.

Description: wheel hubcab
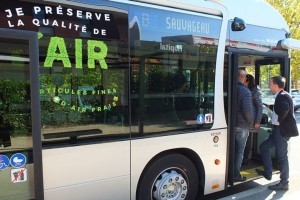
[[153, 170, 188, 200]]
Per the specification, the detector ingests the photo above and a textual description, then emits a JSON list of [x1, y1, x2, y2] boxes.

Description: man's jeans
[[260, 126, 290, 184], [234, 127, 249, 178]]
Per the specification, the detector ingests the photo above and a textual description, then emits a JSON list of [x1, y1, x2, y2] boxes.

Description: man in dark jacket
[[234, 69, 253, 182], [256, 76, 299, 190]]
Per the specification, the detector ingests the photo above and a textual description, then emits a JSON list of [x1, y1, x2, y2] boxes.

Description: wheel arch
[[136, 148, 205, 198]]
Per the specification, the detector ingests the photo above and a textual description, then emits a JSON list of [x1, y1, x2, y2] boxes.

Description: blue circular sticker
[[0, 155, 10, 170], [10, 153, 26, 168], [197, 114, 205, 124]]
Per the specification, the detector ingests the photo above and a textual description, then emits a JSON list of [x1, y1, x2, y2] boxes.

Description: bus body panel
[[42, 141, 130, 199], [131, 129, 228, 197], [44, 175, 130, 200]]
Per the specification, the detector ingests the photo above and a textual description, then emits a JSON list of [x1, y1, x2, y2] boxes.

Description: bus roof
[[219, 0, 289, 31], [219, 0, 300, 50]]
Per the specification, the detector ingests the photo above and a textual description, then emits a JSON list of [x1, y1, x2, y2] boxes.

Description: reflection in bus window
[[33, 4, 130, 142], [130, 7, 220, 135]]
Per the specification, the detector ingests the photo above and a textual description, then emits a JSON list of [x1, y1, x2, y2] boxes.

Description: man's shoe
[[268, 182, 289, 190], [234, 175, 247, 182], [255, 169, 272, 180]]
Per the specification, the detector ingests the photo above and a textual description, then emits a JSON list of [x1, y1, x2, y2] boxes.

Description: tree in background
[[266, 0, 300, 88]]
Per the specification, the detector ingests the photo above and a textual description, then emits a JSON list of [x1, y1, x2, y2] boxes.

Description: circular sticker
[[10, 153, 26, 168], [197, 114, 205, 124], [0, 155, 10, 170]]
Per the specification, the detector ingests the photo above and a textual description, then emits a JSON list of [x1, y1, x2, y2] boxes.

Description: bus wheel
[[137, 153, 199, 200]]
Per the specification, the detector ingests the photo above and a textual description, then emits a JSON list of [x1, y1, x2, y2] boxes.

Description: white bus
[[0, 0, 299, 199]]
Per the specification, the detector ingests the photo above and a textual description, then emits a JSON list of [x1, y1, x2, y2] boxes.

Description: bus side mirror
[[231, 17, 246, 31], [260, 114, 269, 125]]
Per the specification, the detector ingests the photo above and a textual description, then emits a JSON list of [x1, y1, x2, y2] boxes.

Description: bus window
[[0, 37, 35, 199], [130, 6, 221, 135], [33, 3, 131, 143], [259, 64, 281, 91]]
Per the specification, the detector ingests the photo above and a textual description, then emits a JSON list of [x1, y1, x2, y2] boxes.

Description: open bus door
[[0, 29, 43, 199], [225, 51, 236, 186], [251, 56, 290, 160], [226, 48, 290, 186]]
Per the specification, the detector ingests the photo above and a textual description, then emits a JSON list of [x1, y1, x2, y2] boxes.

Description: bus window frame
[[0, 28, 43, 199]]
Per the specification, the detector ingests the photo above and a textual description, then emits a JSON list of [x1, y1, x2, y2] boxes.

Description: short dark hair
[[271, 76, 286, 89]]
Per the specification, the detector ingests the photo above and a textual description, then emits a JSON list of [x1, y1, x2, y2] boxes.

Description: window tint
[[0, 40, 31, 147], [0, 37, 35, 198], [29, 3, 131, 143], [129, 6, 221, 134], [0, 1, 131, 144]]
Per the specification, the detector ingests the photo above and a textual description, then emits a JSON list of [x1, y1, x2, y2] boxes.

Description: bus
[[0, 0, 299, 199]]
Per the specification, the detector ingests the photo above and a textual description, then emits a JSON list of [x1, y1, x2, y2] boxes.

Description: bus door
[[225, 51, 238, 186], [226, 50, 289, 185], [0, 29, 43, 200], [251, 56, 289, 160]]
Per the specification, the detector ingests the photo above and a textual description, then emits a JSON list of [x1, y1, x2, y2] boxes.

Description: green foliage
[[266, 0, 300, 87], [53, 110, 67, 124], [146, 65, 164, 92], [74, 70, 102, 86], [260, 65, 281, 89], [247, 65, 280, 89], [68, 110, 81, 123], [0, 80, 31, 136]]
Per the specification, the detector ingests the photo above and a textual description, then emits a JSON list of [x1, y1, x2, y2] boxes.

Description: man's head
[[269, 76, 286, 94], [245, 74, 255, 88], [238, 69, 247, 83]]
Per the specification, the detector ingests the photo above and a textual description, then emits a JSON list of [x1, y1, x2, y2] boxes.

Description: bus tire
[[137, 153, 199, 200]]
